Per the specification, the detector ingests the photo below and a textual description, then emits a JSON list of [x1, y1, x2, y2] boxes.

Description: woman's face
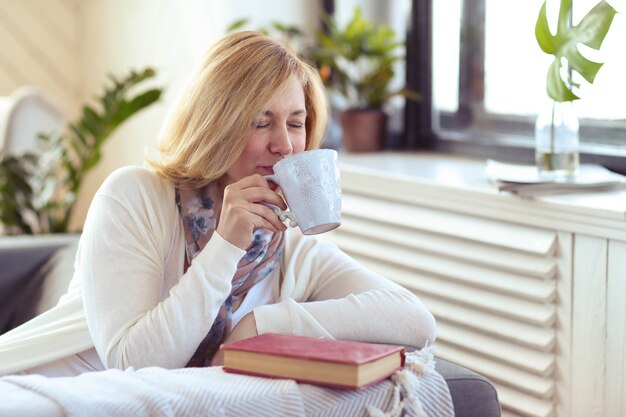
[[223, 75, 307, 185]]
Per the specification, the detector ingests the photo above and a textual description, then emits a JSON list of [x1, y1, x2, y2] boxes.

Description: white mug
[[264, 149, 341, 235]]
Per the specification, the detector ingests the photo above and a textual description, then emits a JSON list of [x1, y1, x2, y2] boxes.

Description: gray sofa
[[0, 234, 500, 417]]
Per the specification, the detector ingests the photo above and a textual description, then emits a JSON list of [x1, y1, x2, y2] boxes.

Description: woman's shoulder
[[96, 165, 174, 205], [82, 166, 178, 246], [100, 165, 169, 191]]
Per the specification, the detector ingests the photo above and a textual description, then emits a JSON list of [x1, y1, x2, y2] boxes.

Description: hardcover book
[[220, 333, 405, 390]]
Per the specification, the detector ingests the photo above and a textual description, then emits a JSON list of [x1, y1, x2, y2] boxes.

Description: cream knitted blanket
[[0, 348, 453, 417]]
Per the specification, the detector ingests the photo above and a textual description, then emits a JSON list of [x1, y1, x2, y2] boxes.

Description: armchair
[[0, 234, 500, 417], [0, 86, 64, 156]]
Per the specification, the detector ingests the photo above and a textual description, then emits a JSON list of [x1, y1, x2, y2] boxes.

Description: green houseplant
[[0, 68, 162, 235], [313, 8, 418, 152], [227, 9, 416, 152], [535, 0, 616, 175]]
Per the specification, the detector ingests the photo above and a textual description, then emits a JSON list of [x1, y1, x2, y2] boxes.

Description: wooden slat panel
[[606, 240, 626, 416], [351, 256, 556, 327], [0, 0, 79, 115], [339, 162, 626, 240], [554, 232, 572, 417], [495, 384, 554, 417], [331, 233, 556, 302], [425, 298, 555, 352], [0, 5, 68, 97], [571, 235, 607, 417], [332, 183, 569, 417], [436, 344, 555, 399], [0, 9, 33, 88], [342, 194, 558, 255], [436, 322, 554, 376], [38, 0, 81, 50], [11, 1, 76, 83], [0, 49, 22, 89], [337, 216, 557, 279]]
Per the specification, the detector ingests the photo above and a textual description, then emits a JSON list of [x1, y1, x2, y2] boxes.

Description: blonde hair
[[148, 31, 328, 188]]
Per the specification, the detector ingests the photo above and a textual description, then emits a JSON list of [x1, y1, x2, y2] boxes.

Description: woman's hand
[[210, 312, 258, 366], [216, 174, 287, 249]]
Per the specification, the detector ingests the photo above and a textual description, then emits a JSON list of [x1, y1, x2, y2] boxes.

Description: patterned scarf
[[175, 182, 283, 367]]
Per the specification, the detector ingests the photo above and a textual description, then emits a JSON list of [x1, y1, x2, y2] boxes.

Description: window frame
[[404, 0, 626, 175]]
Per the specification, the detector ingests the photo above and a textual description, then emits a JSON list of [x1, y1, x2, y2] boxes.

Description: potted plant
[[312, 8, 418, 152], [534, 0, 616, 176], [0, 68, 162, 235]]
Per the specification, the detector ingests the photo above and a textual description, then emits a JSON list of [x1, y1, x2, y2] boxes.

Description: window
[[406, 0, 626, 174]]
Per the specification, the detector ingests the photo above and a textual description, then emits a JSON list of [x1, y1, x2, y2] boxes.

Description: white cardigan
[[0, 166, 436, 375]]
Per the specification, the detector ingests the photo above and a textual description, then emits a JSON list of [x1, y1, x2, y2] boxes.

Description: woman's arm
[[253, 230, 437, 348], [80, 168, 244, 370]]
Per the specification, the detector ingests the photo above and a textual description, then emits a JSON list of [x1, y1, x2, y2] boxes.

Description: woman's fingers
[[226, 175, 287, 209], [246, 200, 288, 232], [216, 175, 289, 249]]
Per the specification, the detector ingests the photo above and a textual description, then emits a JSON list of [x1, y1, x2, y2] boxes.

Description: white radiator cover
[[324, 153, 626, 417]]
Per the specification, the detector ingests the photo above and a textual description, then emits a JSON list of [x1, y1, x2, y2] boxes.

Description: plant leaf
[[562, 0, 616, 84], [112, 89, 162, 127], [537, 0, 616, 102], [535, 1, 557, 54], [226, 18, 249, 32], [576, 1, 616, 49], [547, 59, 579, 101], [0, 67, 162, 234]]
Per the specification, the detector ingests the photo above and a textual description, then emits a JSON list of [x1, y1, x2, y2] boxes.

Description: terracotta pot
[[340, 109, 388, 152]]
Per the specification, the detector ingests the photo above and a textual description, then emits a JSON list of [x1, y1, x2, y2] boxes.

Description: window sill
[[428, 131, 626, 176], [337, 150, 626, 242]]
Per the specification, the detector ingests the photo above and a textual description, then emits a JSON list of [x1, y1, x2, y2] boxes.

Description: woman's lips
[[258, 166, 275, 175]]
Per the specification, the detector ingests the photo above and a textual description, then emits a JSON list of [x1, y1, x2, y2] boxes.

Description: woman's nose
[[270, 126, 293, 155]]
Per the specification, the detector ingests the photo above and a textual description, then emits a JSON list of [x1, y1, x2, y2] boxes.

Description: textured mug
[[265, 149, 341, 235]]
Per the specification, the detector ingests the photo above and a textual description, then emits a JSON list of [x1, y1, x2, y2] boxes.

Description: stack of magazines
[[485, 159, 626, 197]]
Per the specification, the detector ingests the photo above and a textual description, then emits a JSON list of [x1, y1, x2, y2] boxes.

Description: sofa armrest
[[0, 234, 79, 333], [435, 358, 501, 417], [403, 344, 501, 417]]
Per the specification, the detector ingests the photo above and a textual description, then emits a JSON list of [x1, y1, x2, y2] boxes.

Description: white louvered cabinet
[[326, 153, 626, 417]]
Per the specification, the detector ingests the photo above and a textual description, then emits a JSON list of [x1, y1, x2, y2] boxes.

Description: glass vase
[[534, 100, 580, 178]]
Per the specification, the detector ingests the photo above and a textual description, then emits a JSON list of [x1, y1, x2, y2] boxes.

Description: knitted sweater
[[0, 166, 436, 375]]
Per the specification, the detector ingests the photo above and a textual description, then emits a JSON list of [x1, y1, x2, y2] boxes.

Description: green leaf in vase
[[535, 0, 616, 102]]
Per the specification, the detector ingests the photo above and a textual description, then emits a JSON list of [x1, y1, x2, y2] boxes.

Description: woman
[[0, 31, 436, 376]]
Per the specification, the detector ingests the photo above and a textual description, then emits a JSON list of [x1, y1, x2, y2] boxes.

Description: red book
[[221, 333, 405, 390]]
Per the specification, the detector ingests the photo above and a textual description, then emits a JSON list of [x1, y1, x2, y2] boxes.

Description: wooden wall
[[0, 0, 82, 117]]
